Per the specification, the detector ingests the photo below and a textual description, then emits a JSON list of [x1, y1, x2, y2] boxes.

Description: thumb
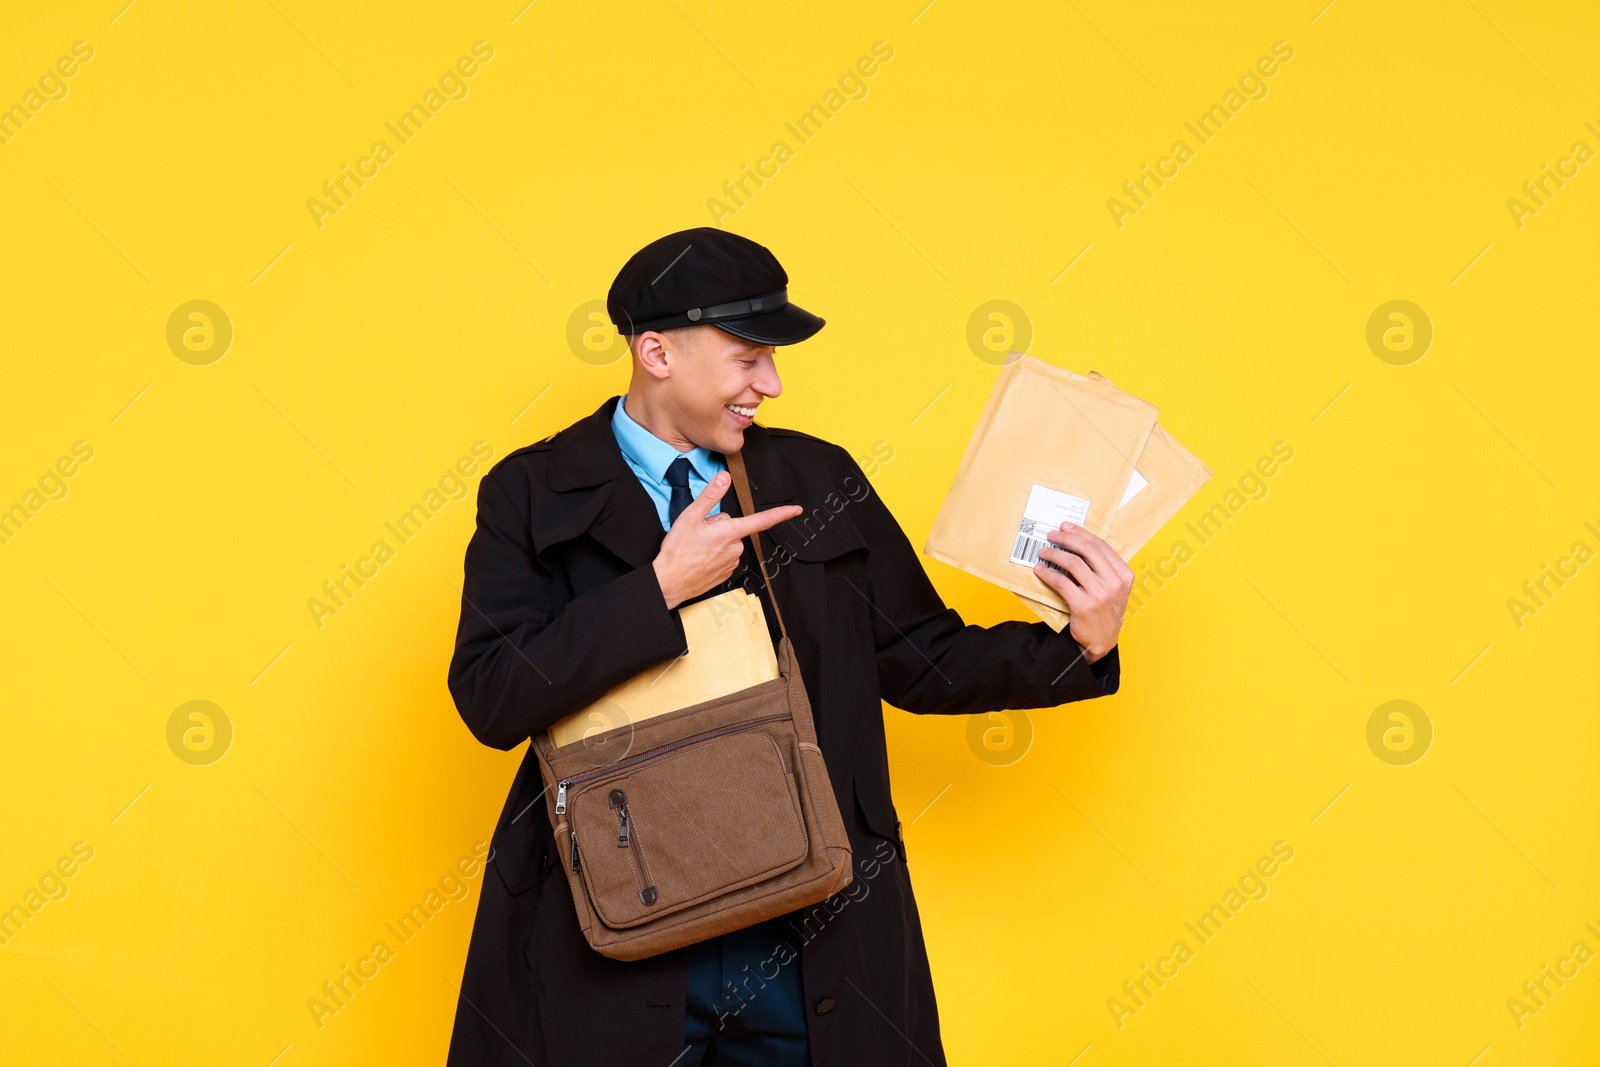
[[675, 470, 730, 525]]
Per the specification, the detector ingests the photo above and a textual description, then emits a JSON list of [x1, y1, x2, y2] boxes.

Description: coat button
[[814, 997, 835, 1016]]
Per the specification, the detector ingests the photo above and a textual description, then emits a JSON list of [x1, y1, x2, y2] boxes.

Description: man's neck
[[623, 386, 699, 454]]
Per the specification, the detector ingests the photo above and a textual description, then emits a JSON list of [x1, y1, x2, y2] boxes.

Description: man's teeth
[[726, 404, 757, 417]]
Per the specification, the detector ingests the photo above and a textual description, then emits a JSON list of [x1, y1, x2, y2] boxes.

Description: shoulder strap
[[725, 450, 789, 644]]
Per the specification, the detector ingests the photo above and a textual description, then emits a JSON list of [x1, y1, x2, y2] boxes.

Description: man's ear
[[631, 331, 673, 381]]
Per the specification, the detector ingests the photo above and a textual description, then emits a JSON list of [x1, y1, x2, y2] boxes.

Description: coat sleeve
[[447, 457, 688, 750], [841, 449, 1121, 715]]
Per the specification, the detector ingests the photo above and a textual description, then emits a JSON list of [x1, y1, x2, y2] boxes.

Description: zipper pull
[[568, 830, 580, 871], [609, 789, 630, 847], [555, 780, 569, 815]]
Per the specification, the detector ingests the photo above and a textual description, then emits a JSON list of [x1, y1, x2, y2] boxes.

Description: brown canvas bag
[[532, 449, 853, 961]]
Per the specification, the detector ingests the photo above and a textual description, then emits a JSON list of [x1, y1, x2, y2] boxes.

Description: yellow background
[[3, 1, 1597, 1064]]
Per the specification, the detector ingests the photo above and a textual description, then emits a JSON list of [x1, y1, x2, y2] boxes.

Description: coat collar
[[536, 394, 798, 570]]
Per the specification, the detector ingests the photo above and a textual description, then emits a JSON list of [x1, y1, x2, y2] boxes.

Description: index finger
[[725, 504, 804, 540], [1037, 560, 1094, 615], [1048, 522, 1130, 581]]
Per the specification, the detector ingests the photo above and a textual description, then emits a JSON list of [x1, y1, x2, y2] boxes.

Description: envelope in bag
[[547, 588, 779, 748]]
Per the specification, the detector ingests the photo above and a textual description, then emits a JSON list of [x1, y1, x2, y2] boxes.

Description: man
[[445, 227, 1132, 1066]]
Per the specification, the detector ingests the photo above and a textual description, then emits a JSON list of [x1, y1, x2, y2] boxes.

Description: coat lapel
[[717, 413, 799, 521], [536, 394, 799, 571]]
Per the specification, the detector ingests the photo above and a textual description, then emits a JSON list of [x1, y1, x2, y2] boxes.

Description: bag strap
[[725, 450, 789, 645]]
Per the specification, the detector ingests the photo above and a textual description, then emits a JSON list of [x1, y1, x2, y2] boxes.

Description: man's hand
[[652, 471, 804, 609], [1033, 521, 1134, 661]]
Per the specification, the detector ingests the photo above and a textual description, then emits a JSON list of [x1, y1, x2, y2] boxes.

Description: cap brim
[[713, 302, 825, 346]]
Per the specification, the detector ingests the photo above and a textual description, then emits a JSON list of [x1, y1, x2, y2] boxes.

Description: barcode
[[1012, 533, 1049, 565]]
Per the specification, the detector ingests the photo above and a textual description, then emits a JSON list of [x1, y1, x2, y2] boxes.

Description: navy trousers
[[681, 914, 810, 1066]]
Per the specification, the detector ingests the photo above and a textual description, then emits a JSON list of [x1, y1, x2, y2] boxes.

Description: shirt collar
[[611, 394, 719, 483]]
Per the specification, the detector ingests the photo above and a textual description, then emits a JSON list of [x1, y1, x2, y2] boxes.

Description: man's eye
[[739, 359, 756, 367]]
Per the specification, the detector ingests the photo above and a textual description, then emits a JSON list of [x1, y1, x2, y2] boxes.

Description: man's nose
[[755, 358, 780, 396]]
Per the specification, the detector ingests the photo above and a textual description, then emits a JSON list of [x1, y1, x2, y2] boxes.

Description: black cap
[[606, 227, 825, 346]]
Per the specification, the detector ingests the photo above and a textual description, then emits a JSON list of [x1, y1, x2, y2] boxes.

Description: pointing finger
[[727, 504, 804, 539]]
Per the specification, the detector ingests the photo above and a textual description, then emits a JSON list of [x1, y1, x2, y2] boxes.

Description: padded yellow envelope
[[924, 355, 1159, 616], [547, 588, 780, 748], [1015, 370, 1213, 632]]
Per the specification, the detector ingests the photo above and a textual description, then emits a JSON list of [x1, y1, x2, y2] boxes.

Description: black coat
[[444, 394, 1120, 1066]]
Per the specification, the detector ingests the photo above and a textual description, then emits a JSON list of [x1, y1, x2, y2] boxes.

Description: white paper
[[1118, 468, 1149, 508], [1009, 484, 1091, 567]]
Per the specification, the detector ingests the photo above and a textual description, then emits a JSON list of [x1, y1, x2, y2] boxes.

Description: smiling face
[[624, 325, 784, 455]]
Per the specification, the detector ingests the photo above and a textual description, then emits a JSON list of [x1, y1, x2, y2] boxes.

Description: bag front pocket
[[565, 724, 809, 929], [606, 787, 659, 906]]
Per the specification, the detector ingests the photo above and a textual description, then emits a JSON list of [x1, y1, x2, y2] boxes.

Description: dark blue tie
[[665, 456, 693, 527]]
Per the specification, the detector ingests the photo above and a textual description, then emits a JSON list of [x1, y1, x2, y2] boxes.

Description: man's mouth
[[725, 402, 758, 423]]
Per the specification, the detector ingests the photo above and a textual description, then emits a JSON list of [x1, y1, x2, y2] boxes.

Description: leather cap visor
[[712, 302, 826, 346]]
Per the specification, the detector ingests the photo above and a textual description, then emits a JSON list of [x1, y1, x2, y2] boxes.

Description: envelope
[[547, 587, 779, 748], [1086, 371, 1214, 560], [1014, 370, 1213, 632], [924, 355, 1159, 616]]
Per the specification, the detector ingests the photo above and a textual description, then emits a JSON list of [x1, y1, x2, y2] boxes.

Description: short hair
[[624, 326, 700, 344], [625, 325, 704, 358]]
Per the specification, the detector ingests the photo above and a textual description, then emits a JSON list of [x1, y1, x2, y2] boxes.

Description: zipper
[[609, 788, 658, 906], [559, 713, 789, 795], [613, 793, 631, 846], [557, 782, 578, 870]]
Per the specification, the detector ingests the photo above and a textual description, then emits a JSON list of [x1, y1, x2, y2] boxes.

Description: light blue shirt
[[611, 394, 727, 531]]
